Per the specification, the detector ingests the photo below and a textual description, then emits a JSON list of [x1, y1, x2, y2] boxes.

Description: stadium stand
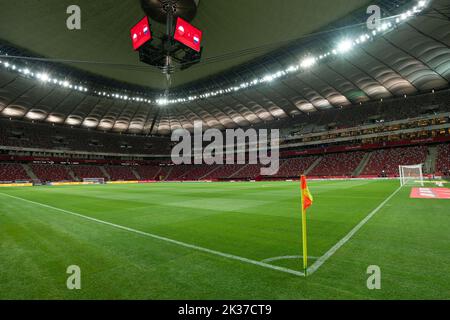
[[274, 157, 319, 178], [309, 152, 365, 177], [202, 164, 247, 180], [280, 90, 450, 138], [165, 165, 192, 181], [71, 165, 107, 180], [0, 91, 449, 182], [0, 142, 449, 182], [105, 166, 137, 181], [231, 164, 264, 179], [0, 119, 171, 155], [1, 90, 448, 156], [436, 144, 450, 177], [361, 146, 429, 176], [179, 165, 217, 180], [156, 166, 172, 180], [0, 164, 30, 182], [135, 166, 162, 180], [31, 164, 72, 182]]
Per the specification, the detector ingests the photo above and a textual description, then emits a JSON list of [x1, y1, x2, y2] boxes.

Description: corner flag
[[301, 175, 313, 210], [300, 175, 313, 275]]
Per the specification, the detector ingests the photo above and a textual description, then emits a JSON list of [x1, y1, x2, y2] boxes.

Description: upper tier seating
[[280, 89, 450, 137], [0, 119, 171, 155], [1, 90, 448, 157]]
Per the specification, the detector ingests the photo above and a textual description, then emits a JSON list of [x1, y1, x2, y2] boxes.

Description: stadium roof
[[0, 0, 449, 135], [0, 0, 371, 89]]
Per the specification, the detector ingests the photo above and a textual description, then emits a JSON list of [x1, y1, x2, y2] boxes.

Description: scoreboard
[[130, 17, 152, 51], [174, 17, 203, 52]]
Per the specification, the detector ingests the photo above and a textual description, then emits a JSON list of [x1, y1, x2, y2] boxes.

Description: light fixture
[[157, 98, 168, 106], [336, 39, 354, 53], [36, 73, 50, 82], [300, 57, 317, 69]]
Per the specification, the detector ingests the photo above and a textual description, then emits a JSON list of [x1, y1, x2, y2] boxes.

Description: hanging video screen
[[130, 16, 152, 50], [174, 17, 203, 52]]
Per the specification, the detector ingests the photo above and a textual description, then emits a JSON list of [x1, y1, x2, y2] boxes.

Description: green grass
[[0, 180, 449, 299]]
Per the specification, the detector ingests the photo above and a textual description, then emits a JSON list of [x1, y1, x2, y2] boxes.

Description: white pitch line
[[262, 255, 319, 264], [0, 192, 305, 277], [307, 186, 403, 275]]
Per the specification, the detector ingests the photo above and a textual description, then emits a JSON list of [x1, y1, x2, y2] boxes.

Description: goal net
[[82, 178, 105, 184], [399, 164, 424, 187]]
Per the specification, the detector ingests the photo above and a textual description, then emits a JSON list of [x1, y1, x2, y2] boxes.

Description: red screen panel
[[130, 17, 152, 51], [174, 17, 203, 52]]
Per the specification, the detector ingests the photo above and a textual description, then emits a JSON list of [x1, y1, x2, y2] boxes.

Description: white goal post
[[399, 164, 424, 187], [82, 178, 105, 184]]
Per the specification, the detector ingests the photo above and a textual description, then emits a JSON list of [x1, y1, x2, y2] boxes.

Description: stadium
[[0, 0, 449, 302]]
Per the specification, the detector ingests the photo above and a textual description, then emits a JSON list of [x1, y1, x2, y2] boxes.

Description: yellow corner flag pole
[[301, 178, 308, 276], [300, 175, 313, 276]]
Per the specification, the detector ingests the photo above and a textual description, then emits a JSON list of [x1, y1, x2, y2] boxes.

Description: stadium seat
[[0, 164, 30, 182], [310, 152, 365, 177], [274, 157, 319, 178], [31, 164, 72, 182], [436, 144, 450, 177], [71, 165, 107, 180], [362, 146, 428, 176], [105, 166, 137, 181]]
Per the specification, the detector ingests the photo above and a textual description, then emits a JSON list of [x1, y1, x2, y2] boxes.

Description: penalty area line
[[0, 192, 305, 277], [307, 186, 403, 275]]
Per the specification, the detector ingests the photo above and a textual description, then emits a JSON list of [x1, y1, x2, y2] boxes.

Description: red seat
[[310, 152, 365, 177], [362, 146, 428, 176], [0, 164, 30, 182], [31, 164, 72, 182]]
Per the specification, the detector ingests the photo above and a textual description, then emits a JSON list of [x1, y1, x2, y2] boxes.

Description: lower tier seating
[[0, 163, 30, 182]]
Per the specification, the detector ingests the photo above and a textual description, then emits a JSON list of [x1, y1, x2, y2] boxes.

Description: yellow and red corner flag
[[300, 175, 313, 275], [301, 175, 313, 211]]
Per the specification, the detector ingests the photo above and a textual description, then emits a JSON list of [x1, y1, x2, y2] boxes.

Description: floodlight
[[337, 39, 353, 53], [300, 57, 317, 69]]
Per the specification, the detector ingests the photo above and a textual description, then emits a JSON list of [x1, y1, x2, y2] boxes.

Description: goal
[[82, 178, 105, 184], [399, 164, 424, 187]]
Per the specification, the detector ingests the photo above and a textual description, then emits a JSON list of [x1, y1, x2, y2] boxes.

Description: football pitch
[[0, 180, 449, 300]]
